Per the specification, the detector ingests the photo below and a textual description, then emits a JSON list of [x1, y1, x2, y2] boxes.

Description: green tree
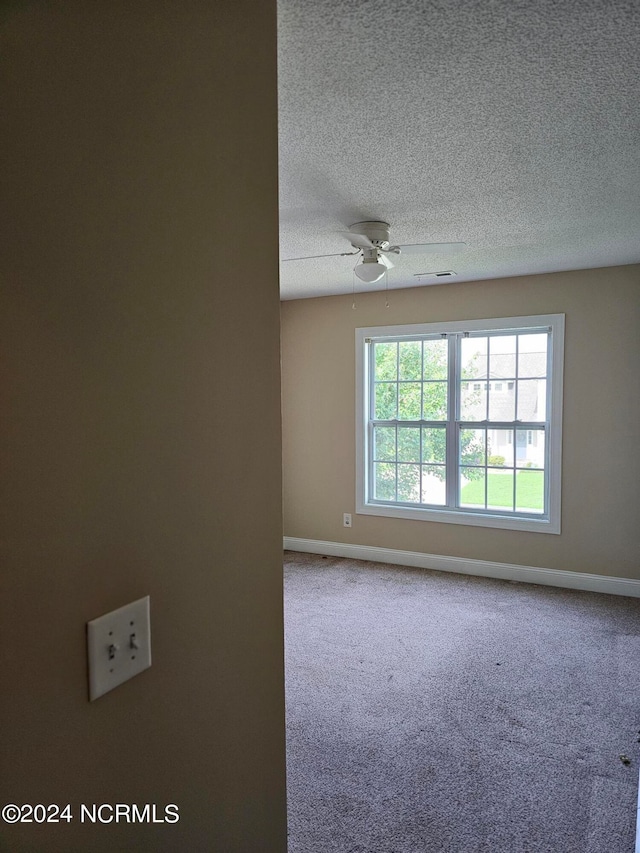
[[373, 339, 484, 485]]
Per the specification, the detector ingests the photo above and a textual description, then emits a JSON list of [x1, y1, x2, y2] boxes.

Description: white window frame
[[355, 314, 564, 534]]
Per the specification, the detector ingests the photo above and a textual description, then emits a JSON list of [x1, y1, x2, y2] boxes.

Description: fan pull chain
[[384, 269, 390, 308], [351, 260, 359, 309]]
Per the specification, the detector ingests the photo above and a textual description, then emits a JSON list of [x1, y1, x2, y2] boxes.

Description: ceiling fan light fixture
[[354, 261, 387, 283], [354, 248, 395, 282]]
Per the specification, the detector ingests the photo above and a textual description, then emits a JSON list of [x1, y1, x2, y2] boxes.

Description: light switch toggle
[[129, 633, 139, 650], [108, 643, 119, 660]]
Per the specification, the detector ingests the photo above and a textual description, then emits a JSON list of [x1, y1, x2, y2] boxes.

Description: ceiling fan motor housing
[[349, 220, 391, 250]]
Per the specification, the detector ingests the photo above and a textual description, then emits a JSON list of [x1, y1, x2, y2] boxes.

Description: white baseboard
[[283, 537, 640, 599]]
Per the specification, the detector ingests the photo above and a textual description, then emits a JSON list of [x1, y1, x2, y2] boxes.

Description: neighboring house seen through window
[[355, 314, 564, 533]]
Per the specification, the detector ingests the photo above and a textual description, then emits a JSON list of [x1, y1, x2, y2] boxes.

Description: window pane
[[487, 430, 514, 467], [518, 333, 548, 378], [397, 427, 420, 462], [515, 429, 545, 469], [375, 382, 397, 419], [373, 426, 396, 461], [422, 381, 447, 420], [398, 382, 421, 419], [423, 338, 448, 380], [517, 379, 546, 421], [516, 469, 544, 513], [460, 429, 486, 466], [422, 427, 446, 464], [363, 317, 560, 527], [489, 335, 516, 378], [374, 463, 396, 500], [397, 464, 420, 502], [398, 341, 422, 380], [488, 384, 515, 421], [421, 465, 446, 505], [460, 468, 486, 508], [487, 470, 515, 510], [460, 381, 487, 420], [461, 336, 488, 380], [374, 342, 397, 380]]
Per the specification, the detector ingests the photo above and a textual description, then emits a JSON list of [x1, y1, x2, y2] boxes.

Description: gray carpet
[[284, 551, 640, 853]]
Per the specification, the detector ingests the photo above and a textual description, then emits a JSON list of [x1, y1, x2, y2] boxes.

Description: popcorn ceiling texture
[[278, 0, 640, 299]]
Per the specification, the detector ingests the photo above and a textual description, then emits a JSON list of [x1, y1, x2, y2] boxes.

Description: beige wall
[[282, 264, 640, 579], [1, 4, 286, 851]]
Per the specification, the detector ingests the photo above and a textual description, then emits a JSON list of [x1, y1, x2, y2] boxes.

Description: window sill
[[357, 501, 560, 534]]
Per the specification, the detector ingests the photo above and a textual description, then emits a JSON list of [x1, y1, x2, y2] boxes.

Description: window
[[355, 314, 564, 533]]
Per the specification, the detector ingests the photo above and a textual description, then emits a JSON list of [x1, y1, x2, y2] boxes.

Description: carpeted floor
[[284, 551, 640, 853]]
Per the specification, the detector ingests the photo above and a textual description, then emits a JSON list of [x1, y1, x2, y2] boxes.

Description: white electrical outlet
[[87, 596, 151, 701], [343, 513, 352, 528]]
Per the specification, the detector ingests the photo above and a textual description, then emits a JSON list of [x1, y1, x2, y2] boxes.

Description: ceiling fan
[[282, 221, 466, 283]]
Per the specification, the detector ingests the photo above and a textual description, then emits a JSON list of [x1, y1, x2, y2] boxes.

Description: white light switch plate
[[87, 596, 151, 701]]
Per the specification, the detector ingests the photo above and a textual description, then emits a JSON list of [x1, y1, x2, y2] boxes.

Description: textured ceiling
[[277, 0, 640, 300]]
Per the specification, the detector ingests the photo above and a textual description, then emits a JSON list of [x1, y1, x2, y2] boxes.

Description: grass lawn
[[460, 469, 543, 510]]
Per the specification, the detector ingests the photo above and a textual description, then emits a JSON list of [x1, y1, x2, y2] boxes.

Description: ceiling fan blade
[[282, 251, 358, 262], [398, 242, 467, 255], [339, 231, 376, 250]]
